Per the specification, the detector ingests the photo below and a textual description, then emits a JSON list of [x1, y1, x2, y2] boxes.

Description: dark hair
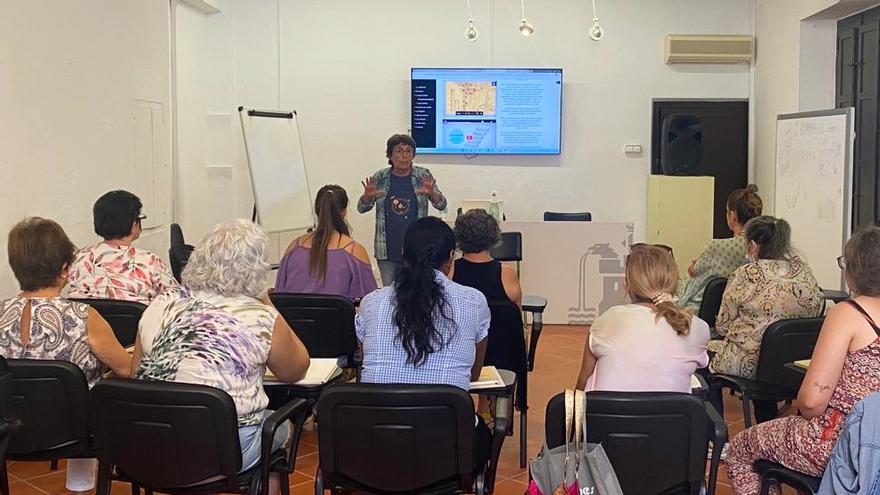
[[454, 209, 500, 253], [393, 217, 456, 366], [93, 190, 142, 240], [843, 224, 880, 297], [309, 185, 350, 280], [8, 217, 76, 291], [744, 216, 792, 260], [726, 184, 763, 225], [385, 134, 417, 166]]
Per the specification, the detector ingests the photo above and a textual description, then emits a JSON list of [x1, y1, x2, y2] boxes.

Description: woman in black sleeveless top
[[452, 209, 526, 410]]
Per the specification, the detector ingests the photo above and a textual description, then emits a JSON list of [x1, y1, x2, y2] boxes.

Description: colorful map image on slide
[[441, 120, 497, 149], [445, 81, 496, 115]]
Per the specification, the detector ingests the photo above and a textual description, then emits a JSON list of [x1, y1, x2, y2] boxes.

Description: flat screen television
[[411, 68, 562, 155]]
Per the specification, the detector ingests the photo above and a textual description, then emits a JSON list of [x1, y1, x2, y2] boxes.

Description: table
[[501, 221, 633, 325], [473, 368, 516, 493]]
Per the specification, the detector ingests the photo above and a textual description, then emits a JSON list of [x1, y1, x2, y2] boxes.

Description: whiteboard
[[774, 108, 854, 290], [238, 107, 313, 233]]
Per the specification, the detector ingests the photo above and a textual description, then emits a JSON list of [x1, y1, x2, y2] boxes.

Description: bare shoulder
[[349, 241, 371, 265]]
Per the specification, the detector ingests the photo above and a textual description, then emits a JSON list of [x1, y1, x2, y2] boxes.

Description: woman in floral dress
[[67, 190, 177, 303], [132, 219, 309, 494], [726, 224, 880, 495]]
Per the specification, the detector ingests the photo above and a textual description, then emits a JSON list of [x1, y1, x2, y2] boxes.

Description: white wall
[[175, 0, 752, 261], [0, 0, 172, 295]]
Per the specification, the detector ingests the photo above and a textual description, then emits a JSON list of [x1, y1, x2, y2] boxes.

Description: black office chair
[[543, 211, 592, 222], [754, 459, 821, 495], [315, 383, 509, 495], [1, 360, 93, 495], [697, 277, 728, 331], [268, 293, 357, 367], [545, 391, 727, 495], [90, 378, 309, 495], [486, 301, 528, 468], [0, 358, 13, 495], [68, 298, 147, 347], [169, 223, 195, 283], [713, 317, 824, 427]]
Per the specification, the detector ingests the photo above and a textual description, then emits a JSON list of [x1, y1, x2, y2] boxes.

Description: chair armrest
[[486, 394, 512, 494], [712, 373, 754, 394], [704, 402, 728, 495], [258, 399, 310, 495]]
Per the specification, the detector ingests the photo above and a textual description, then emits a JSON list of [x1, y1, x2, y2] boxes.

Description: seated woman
[[677, 185, 763, 312], [0, 217, 132, 385], [132, 219, 310, 491], [451, 208, 522, 306], [576, 245, 710, 393], [356, 216, 491, 466], [726, 225, 880, 495], [708, 216, 823, 421], [67, 190, 178, 304], [275, 185, 376, 300]]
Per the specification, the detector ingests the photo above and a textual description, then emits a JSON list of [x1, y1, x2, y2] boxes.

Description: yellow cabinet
[[647, 175, 715, 276]]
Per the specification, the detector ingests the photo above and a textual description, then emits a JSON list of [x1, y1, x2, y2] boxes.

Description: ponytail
[[626, 246, 693, 336], [393, 217, 456, 366], [309, 185, 350, 280], [654, 301, 694, 336], [744, 216, 792, 260]]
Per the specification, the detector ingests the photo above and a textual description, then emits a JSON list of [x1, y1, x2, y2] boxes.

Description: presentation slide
[[411, 68, 562, 155]]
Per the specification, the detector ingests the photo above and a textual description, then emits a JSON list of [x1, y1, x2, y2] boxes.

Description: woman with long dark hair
[[275, 185, 377, 300], [356, 216, 491, 464]]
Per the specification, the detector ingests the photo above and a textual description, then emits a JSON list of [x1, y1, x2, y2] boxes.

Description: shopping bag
[[528, 389, 623, 495]]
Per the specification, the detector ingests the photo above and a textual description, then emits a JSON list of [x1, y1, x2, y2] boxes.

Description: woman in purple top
[[275, 185, 378, 300]]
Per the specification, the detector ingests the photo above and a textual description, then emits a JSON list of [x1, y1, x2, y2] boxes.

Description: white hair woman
[[132, 219, 310, 494]]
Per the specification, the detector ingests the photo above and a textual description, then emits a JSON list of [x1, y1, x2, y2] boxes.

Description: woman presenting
[[358, 134, 447, 285]]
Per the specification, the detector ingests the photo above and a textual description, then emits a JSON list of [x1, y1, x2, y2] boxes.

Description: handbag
[[527, 389, 623, 495]]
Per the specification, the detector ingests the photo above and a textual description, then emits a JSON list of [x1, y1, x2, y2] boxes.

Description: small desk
[[473, 369, 515, 494], [784, 360, 810, 376]]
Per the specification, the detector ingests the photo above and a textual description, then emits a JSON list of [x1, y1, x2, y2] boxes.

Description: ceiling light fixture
[[464, 0, 480, 41], [519, 0, 534, 36], [589, 0, 604, 41]]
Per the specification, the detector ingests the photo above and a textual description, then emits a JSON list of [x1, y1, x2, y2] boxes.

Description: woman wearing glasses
[[67, 190, 178, 304], [358, 134, 447, 286], [726, 225, 880, 495]]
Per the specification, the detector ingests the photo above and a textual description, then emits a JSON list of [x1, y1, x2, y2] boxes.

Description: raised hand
[[415, 175, 436, 198], [361, 177, 384, 200]]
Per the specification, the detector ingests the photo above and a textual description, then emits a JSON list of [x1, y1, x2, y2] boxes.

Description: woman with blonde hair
[[576, 245, 710, 392]]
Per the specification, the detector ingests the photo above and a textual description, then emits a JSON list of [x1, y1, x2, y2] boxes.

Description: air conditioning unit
[[665, 35, 754, 64]]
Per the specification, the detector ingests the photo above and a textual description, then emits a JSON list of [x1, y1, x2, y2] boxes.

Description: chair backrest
[[486, 301, 526, 407], [697, 277, 728, 328], [316, 383, 476, 493], [168, 223, 195, 283], [543, 211, 592, 222], [755, 317, 824, 390], [545, 391, 709, 495], [6, 360, 91, 456], [489, 231, 522, 263], [269, 293, 357, 360], [89, 378, 242, 490], [0, 357, 11, 420], [68, 298, 147, 348]]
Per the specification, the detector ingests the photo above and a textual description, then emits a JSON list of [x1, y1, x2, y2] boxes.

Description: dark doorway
[[651, 100, 749, 238], [837, 7, 880, 228]]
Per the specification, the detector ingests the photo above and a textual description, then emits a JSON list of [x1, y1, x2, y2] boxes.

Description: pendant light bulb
[[519, 19, 534, 36], [589, 0, 604, 41], [463, 0, 480, 42]]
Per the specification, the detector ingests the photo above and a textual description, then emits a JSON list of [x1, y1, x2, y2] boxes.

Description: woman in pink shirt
[[576, 245, 709, 393]]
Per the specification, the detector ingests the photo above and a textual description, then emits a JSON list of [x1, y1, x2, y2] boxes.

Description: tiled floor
[[7, 325, 787, 495]]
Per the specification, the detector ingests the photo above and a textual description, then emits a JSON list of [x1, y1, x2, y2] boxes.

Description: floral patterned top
[[0, 296, 102, 387], [135, 288, 277, 427], [67, 241, 178, 304], [677, 236, 748, 312], [708, 258, 823, 378]]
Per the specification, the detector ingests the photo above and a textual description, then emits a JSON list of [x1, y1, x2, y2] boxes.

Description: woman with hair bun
[[275, 184, 377, 300], [575, 245, 710, 393], [678, 184, 764, 311]]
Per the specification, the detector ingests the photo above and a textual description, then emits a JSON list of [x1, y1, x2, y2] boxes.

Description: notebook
[[264, 358, 341, 386], [470, 366, 505, 390]]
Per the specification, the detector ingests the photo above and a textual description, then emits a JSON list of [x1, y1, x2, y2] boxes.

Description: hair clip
[[652, 293, 677, 305]]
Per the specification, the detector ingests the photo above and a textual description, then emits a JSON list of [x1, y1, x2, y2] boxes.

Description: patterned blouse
[[135, 288, 277, 427], [708, 258, 823, 378], [67, 241, 178, 304], [677, 236, 748, 312], [0, 296, 102, 387]]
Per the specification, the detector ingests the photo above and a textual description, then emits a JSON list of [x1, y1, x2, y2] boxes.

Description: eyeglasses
[[136, 214, 147, 224], [626, 243, 675, 263], [837, 255, 846, 270], [393, 147, 414, 155]]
